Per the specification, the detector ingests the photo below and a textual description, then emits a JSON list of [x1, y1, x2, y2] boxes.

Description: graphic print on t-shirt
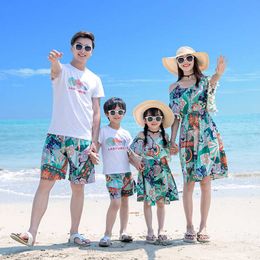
[[105, 137, 128, 151], [68, 77, 89, 95]]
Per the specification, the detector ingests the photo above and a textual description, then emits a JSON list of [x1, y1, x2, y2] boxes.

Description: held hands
[[90, 141, 97, 153], [128, 151, 145, 172], [48, 49, 63, 63], [170, 143, 179, 155], [88, 142, 100, 165], [215, 55, 226, 77], [88, 150, 100, 165], [134, 159, 145, 173]]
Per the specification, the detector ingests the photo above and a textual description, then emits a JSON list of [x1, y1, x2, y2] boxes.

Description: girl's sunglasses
[[177, 55, 194, 64], [108, 109, 125, 116], [145, 116, 163, 122], [74, 43, 92, 52]]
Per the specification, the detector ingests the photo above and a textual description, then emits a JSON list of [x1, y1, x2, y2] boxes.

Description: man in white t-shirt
[[11, 31, 104, 247]]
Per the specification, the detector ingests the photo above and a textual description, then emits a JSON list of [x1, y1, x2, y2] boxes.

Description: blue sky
[[0, 0, 260, 119]]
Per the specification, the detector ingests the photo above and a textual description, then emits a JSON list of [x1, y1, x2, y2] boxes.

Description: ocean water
[[0, 113, 260, 202]]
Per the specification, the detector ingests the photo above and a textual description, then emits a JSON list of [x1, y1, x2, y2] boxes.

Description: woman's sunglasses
[[145, 116, 163, 122], [74, 43, 92, 52], [108, 109, 125, 116], [177, 55, 194, 64]]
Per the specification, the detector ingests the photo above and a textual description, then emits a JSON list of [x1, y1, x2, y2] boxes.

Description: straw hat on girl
[[133, 100, 174, 128]]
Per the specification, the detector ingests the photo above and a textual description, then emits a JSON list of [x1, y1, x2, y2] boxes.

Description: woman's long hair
[[177, 57, 204, 86], [143, 108, 168, 147]]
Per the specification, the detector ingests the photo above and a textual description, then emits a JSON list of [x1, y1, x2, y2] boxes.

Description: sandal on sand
[[10, 231, 34, 247], [157, 234, 171, 245], [119, 233, 133, 243], [69, 233, 91, 247], [146, 235, 157, 244], [99, 236, 112, 247], [183, 231, 196, 243], [157, 234, 168, 242], [197, 232, 210, 243]]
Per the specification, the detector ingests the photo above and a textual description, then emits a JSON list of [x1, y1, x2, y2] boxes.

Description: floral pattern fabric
[[169, 76, 228, 183], [41, 134, 95, 184], [130, 134, 179, 206], [105, 172, 136, 199]]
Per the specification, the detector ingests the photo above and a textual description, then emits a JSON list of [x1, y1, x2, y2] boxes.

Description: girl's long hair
[[177, 57, 204, 86], [143, 108, 168, 147]]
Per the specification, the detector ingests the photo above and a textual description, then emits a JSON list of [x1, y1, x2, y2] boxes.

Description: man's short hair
[[71, 31, 95, 49]]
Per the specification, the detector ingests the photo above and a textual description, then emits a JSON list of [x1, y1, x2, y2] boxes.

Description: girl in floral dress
[[131, 100, 179, 244], [162, 46, 228, 243]]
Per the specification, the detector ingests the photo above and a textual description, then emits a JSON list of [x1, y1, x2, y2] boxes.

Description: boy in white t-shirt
[[90, 97, 141, 247]]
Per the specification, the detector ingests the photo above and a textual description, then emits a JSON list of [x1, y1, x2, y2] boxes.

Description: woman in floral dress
[[162, 46, 228, 243]]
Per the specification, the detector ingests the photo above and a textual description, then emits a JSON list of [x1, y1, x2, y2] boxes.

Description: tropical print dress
[[130, 133, 179, 206], [169, 76, 228, 183]]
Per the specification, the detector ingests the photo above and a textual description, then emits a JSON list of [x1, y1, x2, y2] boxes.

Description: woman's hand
[[170, 143, 179, 155], [215, 55, 226, 77]]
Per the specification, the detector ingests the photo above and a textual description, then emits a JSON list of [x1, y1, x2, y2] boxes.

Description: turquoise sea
[[0, 113, 260, 202]]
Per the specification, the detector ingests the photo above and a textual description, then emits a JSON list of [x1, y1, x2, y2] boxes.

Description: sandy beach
[[1, 189, 260, 260]]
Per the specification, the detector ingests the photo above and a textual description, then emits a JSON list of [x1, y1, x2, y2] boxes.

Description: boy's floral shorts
[[105, 172, 136, 199]]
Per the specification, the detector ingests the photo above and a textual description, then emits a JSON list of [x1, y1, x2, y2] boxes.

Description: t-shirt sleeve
[[92, 76, 105, 98]]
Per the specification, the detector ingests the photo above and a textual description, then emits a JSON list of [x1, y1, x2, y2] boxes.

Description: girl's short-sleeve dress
[[131, 134, 179, 206], [169, 76, 228, 183]]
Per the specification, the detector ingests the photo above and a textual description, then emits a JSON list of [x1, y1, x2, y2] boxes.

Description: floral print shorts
[[105, 172, 136, 199], [41, 134, 95, 184]]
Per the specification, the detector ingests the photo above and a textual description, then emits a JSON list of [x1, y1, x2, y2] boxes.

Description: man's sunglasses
[[145, 116, 163, 122], [108, 110, 125, 116], [74, 43, 92, 52], [177, 55, 194, 64]]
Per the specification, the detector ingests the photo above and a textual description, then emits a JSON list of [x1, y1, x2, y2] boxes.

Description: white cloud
[[102, 77, 173, 87], [224, 72, 260, 82], [0, 68, 50, 78]]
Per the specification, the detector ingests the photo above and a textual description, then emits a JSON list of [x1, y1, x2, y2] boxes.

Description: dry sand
[[1, 194, 260, 260]]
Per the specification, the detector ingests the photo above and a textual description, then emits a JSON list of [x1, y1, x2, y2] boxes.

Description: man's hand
[[48, 49, 63, 63], [90, 142, 98, 153], [88, 151, 100, 165]]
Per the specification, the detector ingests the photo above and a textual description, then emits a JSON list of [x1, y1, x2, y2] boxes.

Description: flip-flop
[[157, 234, 168, 242], [119, 233, 133, 243], [146, 234, 157, 244], [10, 231, 34, 247], [99, 236, 112, 247], [197, 232, 210, 243], [183, 231, 196, 243], [68, 233, 91, 247], [157, 234, 171, 245]]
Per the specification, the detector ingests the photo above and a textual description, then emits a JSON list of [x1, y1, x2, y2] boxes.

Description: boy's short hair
[[103, 97, 126, 114], [71, 31, 95, 49]]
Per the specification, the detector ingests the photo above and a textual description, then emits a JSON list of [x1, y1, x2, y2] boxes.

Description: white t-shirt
[[48, 63, 105, 140], [99, 125, 132, 175]]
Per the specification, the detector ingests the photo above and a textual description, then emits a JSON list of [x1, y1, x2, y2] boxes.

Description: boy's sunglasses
[[108, 109, 125, 116], [74, 43, 92, 52], [145, 116, 163, 122], [177, 55, 194, 64]]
